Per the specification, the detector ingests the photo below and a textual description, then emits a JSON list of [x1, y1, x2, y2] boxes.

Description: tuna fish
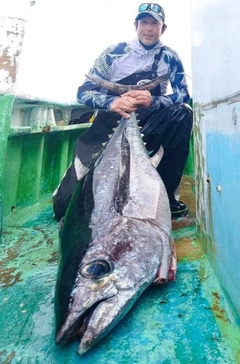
[[54, 111, 175, 354]]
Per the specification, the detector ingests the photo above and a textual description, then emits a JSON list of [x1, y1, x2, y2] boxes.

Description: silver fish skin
[[55, 112, 173, 354], [85, 73, 169, 94]]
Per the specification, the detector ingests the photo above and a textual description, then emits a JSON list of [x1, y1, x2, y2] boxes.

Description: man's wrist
[[108, 97, 120, 111]]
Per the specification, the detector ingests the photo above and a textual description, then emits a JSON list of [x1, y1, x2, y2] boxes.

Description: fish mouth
[[56, 259, 117, 346], [56, 296, 113, 346], [56, 259, 116, 345]]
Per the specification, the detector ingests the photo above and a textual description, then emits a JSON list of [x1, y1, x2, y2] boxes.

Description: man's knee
[[168, 102, 192, 117], [180, 103, 193, 122], [170, 103, 193, 133]]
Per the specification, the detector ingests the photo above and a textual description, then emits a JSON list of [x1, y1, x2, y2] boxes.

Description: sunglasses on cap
[[138, 3, 165, 20]]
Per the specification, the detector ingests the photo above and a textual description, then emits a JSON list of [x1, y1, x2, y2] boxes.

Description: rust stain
[[198, 265, 209, 282], [172, 216, 195, 230], [2, 234, 27, 263], [172, 176, 196, 231], [211, 291, 229, 323], [1, 351, 16, 364], [0, 17, 26, 85], [32, 239, 44, 249], [0, 52, 17, 83], [42, 125, 51, 133], [6, 247, 18, 260], [180, 177, 196, 213], [1, 226, 57, 288], [48, 251, 58, 263], [47, 238, 54, 246], [176, 237, 204, 262], [0, 234, 28, 287], [209, 290, 240, 363], [0, 268, 22, 288], [34, 227, 54, 246]]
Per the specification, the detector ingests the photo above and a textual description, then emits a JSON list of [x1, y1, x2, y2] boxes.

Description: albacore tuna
[[54, 110, 175, 354]]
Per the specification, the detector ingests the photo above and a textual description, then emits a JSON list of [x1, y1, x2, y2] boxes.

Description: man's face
[[135, 15, 165, 46]]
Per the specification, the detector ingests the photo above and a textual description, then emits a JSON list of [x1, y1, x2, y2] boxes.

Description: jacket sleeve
[[77, 45, 119, 110], [146, 49, 190, 113]]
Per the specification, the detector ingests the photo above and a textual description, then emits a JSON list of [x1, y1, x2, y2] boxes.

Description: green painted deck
[[1, 177, 239, 364]]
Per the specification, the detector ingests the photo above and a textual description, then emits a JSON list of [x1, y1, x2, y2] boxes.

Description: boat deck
[[1, 177, 239, 363]]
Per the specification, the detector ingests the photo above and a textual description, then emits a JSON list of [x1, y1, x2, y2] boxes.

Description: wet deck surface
[[1, 177, 239, 363]]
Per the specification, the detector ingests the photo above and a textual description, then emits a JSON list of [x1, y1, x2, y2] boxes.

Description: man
[[52, 3, 193, 221]]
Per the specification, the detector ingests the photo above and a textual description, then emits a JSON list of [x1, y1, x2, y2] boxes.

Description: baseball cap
[[135, 3, 165, 22]]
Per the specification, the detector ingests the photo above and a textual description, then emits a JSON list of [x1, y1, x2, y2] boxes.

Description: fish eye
[[80, 259, 114, 280]]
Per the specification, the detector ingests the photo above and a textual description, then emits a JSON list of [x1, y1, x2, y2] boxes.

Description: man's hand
[[123, 90, 153, 108], [110, 90, 153, 118], [110, 96, 138, 118]]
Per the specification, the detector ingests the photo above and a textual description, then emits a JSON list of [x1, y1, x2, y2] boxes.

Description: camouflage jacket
[[77, 39, 190, 114]]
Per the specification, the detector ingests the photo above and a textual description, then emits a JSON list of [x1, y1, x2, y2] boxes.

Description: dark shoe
[[170, 199, 188, 218]]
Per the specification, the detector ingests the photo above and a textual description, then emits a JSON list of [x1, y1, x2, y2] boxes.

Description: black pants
[[53, 103, 193, 221]]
